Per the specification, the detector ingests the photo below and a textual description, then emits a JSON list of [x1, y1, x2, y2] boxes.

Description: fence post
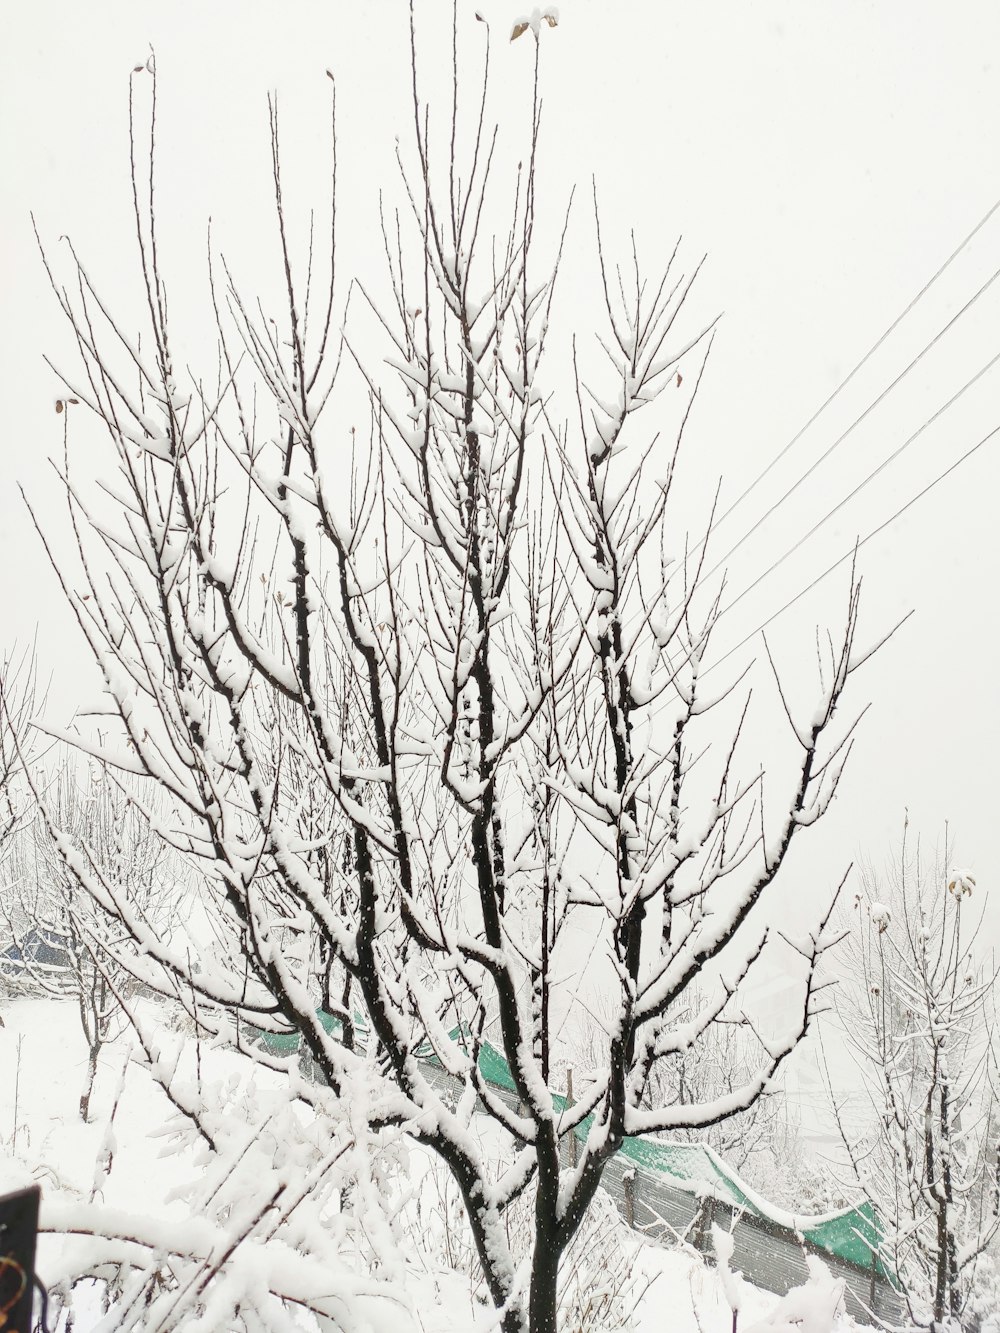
[[623, 1168, 636, 1228], [0, 1185, 40, 1333], [566, 1068, 578, 1168], [692, 1193, 717, 1255]]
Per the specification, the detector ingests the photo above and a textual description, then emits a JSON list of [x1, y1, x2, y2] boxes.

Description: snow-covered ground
[[0, 995, 863, 1332]]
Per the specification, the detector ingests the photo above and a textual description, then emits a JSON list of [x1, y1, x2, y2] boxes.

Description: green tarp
[[249, 1007, 344, 1053]]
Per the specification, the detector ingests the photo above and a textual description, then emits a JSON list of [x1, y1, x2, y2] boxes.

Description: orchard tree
[[829, 823, 1000, 1329], [2, 756, 172, 1119], [0, 645, 46, 1001], [568, 986, 783, 1178], [30, 10, 887, 1330], [0, 645, 43, 860]]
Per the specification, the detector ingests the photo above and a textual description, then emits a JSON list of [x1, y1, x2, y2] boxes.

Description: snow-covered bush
[[2, 757, 176, 1119], [39, 1023, 419, 1332]]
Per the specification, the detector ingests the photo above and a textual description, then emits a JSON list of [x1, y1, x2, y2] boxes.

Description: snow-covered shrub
[[40, 1025, 418, 1332]]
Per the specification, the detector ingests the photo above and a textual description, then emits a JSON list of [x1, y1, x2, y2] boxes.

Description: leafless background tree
[[828, 823, 1000, 1328], [1, 755, 172, 1118], [0, 644, 43, 866], [567, 986, 782, 1178]]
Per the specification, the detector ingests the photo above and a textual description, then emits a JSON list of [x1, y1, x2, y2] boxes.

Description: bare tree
[[754, 1102, 855, 1215], [568, 987, 782, 1177], [0, 644, 43, 861], [2, 757, 170, 1119], [30, 11, 883, 1329], [828, 822, 1000, 1328]]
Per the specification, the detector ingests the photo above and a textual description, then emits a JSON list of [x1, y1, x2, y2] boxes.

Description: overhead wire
[[704, 417, 1000, 679], [702, 192, 1000, 546], [619, 195, 1000, 647], [715, 347, 1000, 625], [618, 193, 1000, 690], [698, 258, 1000, 588]]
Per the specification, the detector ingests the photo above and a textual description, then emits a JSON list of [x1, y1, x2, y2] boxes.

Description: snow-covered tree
[[2, 756, 172, 1118], [30, 12, 884, 1330], [829, 822, 1000, 1328], [754, 1104, 855, 1215], [568, 987, 782, 1177], [0, 644, 43, 860]]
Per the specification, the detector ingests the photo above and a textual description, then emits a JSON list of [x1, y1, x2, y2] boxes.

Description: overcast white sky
[[3, 0, 999, 981]]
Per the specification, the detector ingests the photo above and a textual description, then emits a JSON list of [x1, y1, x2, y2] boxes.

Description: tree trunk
[[80, 1040, 100, 1121], [527, 1218, 562, 1333], [525, 1199, 565, 1333], [501, 1303, 528, 1333], [933, 1201, 947, 1323], [947, 1231, 961, 1323]]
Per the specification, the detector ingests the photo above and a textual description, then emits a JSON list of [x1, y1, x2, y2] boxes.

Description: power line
[[700, 258, 1000, 588], [611, 195, 1000, 716], [622, 196, 1000, 646], [705, 192, 1000, 542], [717, 348, 1000, 624], [704, 418, 1000, 678]]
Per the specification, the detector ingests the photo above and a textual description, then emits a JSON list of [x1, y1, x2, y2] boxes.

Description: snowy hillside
[[1, 996, 863, 1332]]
